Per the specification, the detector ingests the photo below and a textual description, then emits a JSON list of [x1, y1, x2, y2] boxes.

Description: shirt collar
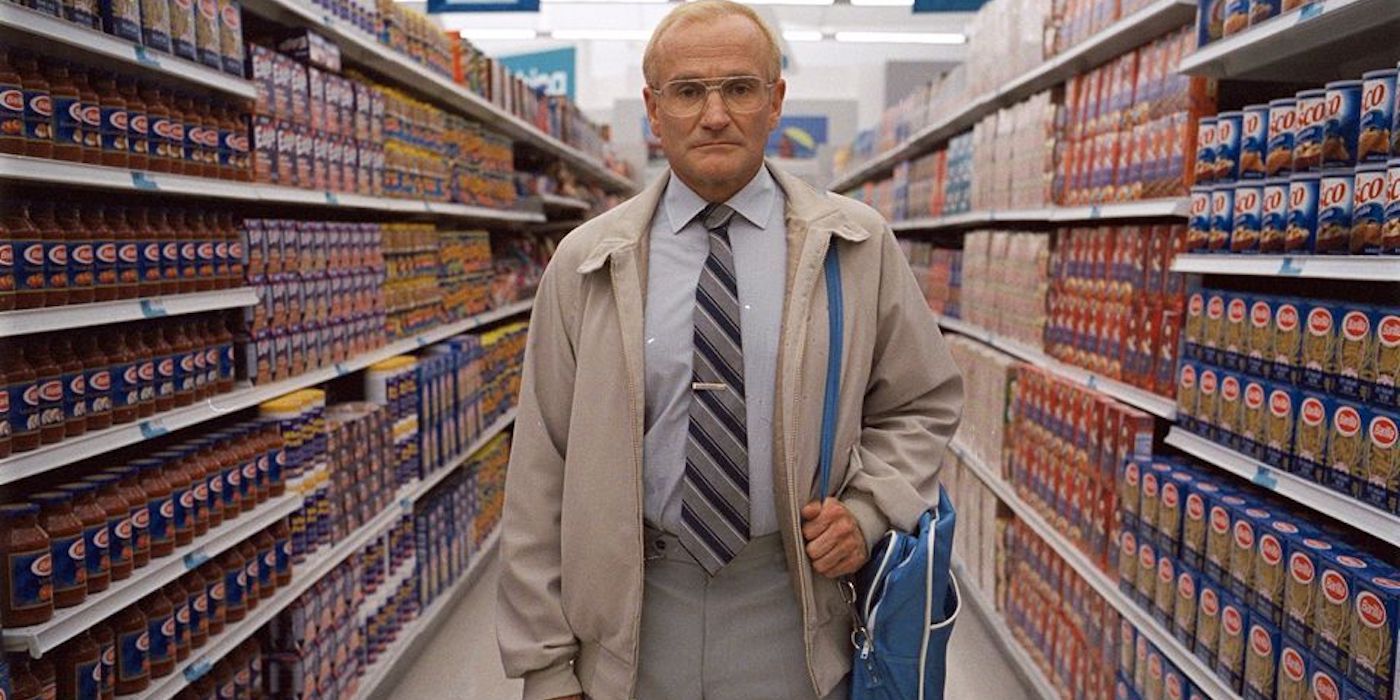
[[664, 165, 778, 235]]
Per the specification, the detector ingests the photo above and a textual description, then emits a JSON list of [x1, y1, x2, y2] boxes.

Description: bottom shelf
[[355, 528, 502, 700], [950, 558, 1059, 700]]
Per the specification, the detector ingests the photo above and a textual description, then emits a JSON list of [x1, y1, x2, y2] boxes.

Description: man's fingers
[[801, 516, 829, 541], [804, 526, 843, 562], [800, 500, 823, 521]]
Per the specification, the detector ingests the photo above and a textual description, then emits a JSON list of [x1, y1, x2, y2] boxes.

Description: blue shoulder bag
[[818, 244, 961, 700]]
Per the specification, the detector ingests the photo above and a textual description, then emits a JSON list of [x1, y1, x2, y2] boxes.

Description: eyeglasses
[[650, 76, 775, 118]]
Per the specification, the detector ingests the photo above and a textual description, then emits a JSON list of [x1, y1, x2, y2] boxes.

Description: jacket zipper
[[790, 229, 827, 694]]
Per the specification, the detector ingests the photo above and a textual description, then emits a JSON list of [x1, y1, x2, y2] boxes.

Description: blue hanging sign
[[500, 47, 576, 100], [914, 0, 989, 11], [427, 0, 539, 13]]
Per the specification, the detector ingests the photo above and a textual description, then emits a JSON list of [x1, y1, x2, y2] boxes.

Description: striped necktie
[[679, 203, 751, 575]]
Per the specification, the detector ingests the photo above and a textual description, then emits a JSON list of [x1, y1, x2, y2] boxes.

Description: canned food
[[1248, 0, 1279, 24], [1223, 0, 1250, 35], [1261, 177, 1289, 253], [1360, 69, 1395, 163], [1212, 184, 1236, 252], [1286, 172, 1321, 253], [1294, 90, 1327, 172], [1267, 98, 1298, 177], [1189, 186, 1212, 251], [1386, 158, 1400, 253], [1322, 80, 1363, 169], [1197, 117, 1219, 184], [1317, 168, 1354, 254], [1197, 0, 1226, 46], [1233, 181, 1263, 253], [1352, 163, 1387, 254], [1240, 104, 1269, 179], [1217, 111, 1243, 182]]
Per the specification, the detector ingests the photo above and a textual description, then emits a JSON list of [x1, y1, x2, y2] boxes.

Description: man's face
[[644, 14, 786, 201]]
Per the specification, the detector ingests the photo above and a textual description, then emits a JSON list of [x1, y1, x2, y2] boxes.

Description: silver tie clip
[[692, 382, 727, 392]]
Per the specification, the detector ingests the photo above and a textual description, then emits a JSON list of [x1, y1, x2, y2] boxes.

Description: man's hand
[[800, 498, 868, 578]]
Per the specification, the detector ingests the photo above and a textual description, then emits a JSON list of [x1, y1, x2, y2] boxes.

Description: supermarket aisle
[[385, 555, 1032, 700]]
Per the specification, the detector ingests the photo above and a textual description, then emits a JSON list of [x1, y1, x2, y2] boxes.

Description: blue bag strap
[[817, 241, 842, 500]]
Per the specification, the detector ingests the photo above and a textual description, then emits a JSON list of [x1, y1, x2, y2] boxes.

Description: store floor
[[384, 552, 1033, 700]]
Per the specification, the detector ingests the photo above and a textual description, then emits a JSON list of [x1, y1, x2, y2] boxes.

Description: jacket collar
[[576, 160, 869, 274]]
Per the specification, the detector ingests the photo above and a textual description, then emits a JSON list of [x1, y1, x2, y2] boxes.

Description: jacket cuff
[[842, 493, 889, 554], [521, 661, 584, 700]]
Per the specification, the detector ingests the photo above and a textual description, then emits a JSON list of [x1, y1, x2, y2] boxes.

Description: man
[[496, 2, 964, 699]]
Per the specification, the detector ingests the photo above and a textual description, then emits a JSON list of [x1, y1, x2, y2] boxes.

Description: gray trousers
[[636, 527, 849, 700]]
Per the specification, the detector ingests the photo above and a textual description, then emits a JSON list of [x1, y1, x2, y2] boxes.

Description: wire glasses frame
[[649, 76, 777, 118]]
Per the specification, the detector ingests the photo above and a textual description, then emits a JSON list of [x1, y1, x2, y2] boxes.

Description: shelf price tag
[[1278, 257, 1305, 276], [399, 496, 413, 511], [324, 191, 339, 205], [132, 46, 161, 68], [140, 419, 169, 439], [140, 299, 168, 318], [1085, 375, 1099, 391], [184, 659, 213, 682], [1298, 1, 1324, 20], [1088, 205, 1102, 220], [183, 548, 210, 570], [131, 172, 159, 191], [1252, 466, 1279, 490], [334, 363, 348, 377]]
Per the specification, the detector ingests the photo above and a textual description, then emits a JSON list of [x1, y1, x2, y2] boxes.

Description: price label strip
[[183, 548, 210, 570], [140, 419, 169, 439], [1298, 1, 1324, 21], [140, 298, 168, 318], [1278, 257, 1305, 276], [184, 658, 213, 682], [1252, 465, 1279, 490], [132, 45, 162, 68], [131, 172, 160, 191]]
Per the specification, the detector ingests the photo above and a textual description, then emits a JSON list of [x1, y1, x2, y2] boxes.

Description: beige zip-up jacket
[[497, 163, 964, 700]]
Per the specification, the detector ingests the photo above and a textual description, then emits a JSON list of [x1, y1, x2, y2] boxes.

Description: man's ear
[[644, 86, 663, 138], [767, 78, 787, 132]]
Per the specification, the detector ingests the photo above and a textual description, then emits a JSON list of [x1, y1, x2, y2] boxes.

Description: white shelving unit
[[0, 289, 261, 338], [829, 0, 1196, 192], [950, 558, 1059, 700], [1177, 0, 1400, 81], [1164, 428, 1400, 548], [934, 314, 1178, 419], [948, 440, 1243, 700], [535, 194, 592, 214], [1171, 254, 1400, 282], [0, 156, 548, 224], [354, 529, 502, 700], [3, 490, 303, 657], [238, 0, 635, 195], [890, 199, 1188, 232], [136, 409, 516, 700], [138, 501, 406, 700], [0, 300, 534, 486], [0, 4, 257, 100]]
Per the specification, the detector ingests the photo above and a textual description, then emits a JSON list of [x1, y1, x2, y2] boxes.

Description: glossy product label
[[127, 111, 147, 156], [50, 534, 85, 594], [224, 565, 244, 609], [220, 342, 234, 382], [1317, 171, 1354, 251], [102, 0, 142, 42], [100, 105, 128, 154], [100, 638, 116, 695], [87, 367, 111, 417], [169, 0, 196, 58], [1211, 186, 1235, 250], [1196, 118, 1218, 182], [138, 241, 160, 283], [0, 85, 24, 137], [1387, 161, 1400, 253], [156, 354, 175, 397], [53, 95, 83, 147], [111, 360, 138, 410], [1232, 183, 1262, 252], [13, 237, 42, 292], [1352, 166, 1387, 254], [275, 536, 290, 577], [129, 505, 148, 552], [171, 485, 189, 531], [108, 515, 132, 566], [224, 466, 240, 506], [7, 548, 52, 611], [1240, 106, 1268, 179], [74, 657, 101, 699], [1216, 112, 1242, 181], [160, 241, 178, 279], [1295, 92, 1327, 170], [62, 370, 85, 422], [24, 90, 52, 142], [146, 612, 172, 665], [1322, 83, 1362, 169], [1286, 175, 1320, 252], [148, 495, 173, 548], [139, 0, 171, 51], [178, 350, 196, 394], [1360, 71, 1394, 163], [44, 240, 67, 290], [240, 460, 256, 500], [116, 628, 148, 683], [9, 378, 37, 435], [94, 240, 117, 287], [83, 523, 109, 574]]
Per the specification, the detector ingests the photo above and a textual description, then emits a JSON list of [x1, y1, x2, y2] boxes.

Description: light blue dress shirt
[[643, 166, 788, 537]]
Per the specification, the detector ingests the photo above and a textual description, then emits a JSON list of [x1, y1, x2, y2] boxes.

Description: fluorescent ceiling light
[[549, 28, 654, 40], [833, 30, 965, 44], [781, 29, 824, 41], [445, 25, 541, 39], [850, 0, 913, 5]]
